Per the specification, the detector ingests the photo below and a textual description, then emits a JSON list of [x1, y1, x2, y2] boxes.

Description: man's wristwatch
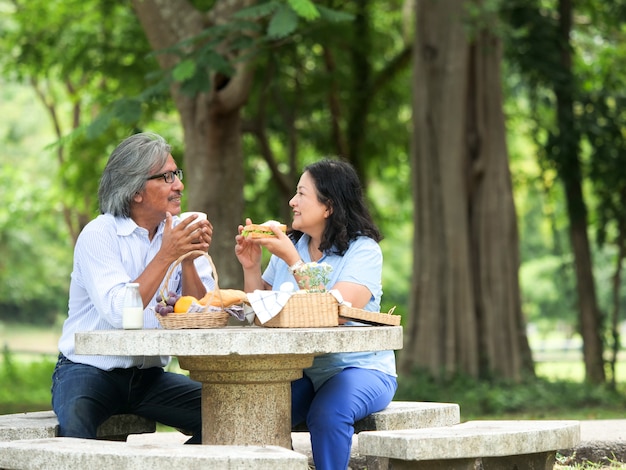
[[289, 259, 305, 274]]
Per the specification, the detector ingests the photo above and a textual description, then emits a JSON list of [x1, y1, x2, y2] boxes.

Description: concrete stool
[[358, 419, 580, 469], [0, 411, 156, 442]]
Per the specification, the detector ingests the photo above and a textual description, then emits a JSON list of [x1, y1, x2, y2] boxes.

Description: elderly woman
[[235, 159, 397, 470]]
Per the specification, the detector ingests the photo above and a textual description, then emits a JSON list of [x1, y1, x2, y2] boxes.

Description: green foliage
[[502, 1, 563, 89], [520, 255, 577, 324], [172, 60, 197, 82], [286, 0, 319, 21], [502, 0, 626, 363], [315, 5, 354, 23], [0, 81, 72, 324], [268, 4, 300, 38], [156, 0, 355, 98], [396, 367, 626, 420], [0, 0, 166, 170], [0, 348, 55, 413], [235, 0, 352, 28], [240, 0, 411, 186]]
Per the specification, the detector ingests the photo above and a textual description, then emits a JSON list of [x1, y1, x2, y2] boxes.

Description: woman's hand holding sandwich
[[235, 218, 300, 291]]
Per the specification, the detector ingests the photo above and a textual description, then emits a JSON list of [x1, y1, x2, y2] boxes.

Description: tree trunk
[[131, 0, 255, 288], [400, 0, 533, 381], [608, 215, 625, 388], [555, 0, 605, 384]]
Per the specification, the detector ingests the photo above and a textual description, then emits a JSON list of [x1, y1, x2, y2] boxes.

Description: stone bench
[[295, 401, 460, 470], [357, 419, 581, 469], [294, 401, 460, 433], [0, 411, 156, 442], [0, 437, 309, 470]]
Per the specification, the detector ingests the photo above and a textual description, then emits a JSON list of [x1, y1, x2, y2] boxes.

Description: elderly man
[[52, 132, 213, 444]]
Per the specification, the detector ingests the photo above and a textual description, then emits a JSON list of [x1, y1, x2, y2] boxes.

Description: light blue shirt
[[263, 234, 397, 390], [58, 213, 215, 371]]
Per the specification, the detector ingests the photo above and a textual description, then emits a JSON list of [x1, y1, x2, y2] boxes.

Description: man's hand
[[162, 212, 212, 262]]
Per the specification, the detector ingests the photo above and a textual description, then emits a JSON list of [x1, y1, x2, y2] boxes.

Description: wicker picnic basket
[[255, 291, 339, 328], [155, 250, 230, 329], [338, 304, 401, 326]]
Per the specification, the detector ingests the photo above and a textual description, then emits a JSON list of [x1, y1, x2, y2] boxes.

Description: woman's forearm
[[243, 267, 266, 292]]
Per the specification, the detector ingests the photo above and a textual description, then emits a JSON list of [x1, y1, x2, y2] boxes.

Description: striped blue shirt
[[58, 214, 214, 371]]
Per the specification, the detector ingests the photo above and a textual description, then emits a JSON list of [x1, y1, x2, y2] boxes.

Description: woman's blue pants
[[291, 367, 397, 470]]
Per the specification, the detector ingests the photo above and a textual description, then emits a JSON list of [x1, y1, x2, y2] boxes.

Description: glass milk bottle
[[122, 283, 144, 329]]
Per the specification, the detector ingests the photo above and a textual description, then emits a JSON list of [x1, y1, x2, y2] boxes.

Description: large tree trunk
[[131, 0, 255, 288], [400, 0, 533, 381]]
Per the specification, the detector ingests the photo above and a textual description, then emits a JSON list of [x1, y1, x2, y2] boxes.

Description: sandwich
[[241, 220, 287, 239], [199, 289, 248, 308]]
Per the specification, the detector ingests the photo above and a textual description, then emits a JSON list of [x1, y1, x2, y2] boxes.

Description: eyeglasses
[[146, 169, 183, 183]]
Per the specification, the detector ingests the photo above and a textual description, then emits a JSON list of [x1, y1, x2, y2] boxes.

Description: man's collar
[[116, 216, 140, 236], [115, 216, 166, 238]]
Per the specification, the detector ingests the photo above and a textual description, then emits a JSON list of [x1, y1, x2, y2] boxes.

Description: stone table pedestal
[[180, 355, 311, 447]]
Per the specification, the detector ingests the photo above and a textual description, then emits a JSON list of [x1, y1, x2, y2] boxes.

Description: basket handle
[[159, 250, 225, 310]]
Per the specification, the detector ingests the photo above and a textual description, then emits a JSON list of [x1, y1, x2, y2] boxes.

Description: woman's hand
[[235, 218, 263, 270], [248, 225, 301, 267]]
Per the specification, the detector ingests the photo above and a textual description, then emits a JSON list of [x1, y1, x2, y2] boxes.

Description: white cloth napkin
[[247, 285, 294, 324]]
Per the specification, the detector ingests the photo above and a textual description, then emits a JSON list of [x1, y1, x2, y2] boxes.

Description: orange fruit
[[174, 295, 198, 314]]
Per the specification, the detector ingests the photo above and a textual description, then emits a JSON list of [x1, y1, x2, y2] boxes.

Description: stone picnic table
[[75, 325, 403, 449]]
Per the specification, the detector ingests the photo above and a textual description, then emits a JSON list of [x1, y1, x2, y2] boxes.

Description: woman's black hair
[[289, 158, 383, 255]]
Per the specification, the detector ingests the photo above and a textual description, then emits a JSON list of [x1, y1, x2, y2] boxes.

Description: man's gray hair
[[98, 132, 172, 217]]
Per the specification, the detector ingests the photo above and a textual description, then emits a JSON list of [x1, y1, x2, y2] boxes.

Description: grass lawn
[[0, 322, 61, 359]]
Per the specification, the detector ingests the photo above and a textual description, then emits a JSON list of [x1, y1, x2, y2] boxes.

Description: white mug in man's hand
[[180, 211, 208, 225]]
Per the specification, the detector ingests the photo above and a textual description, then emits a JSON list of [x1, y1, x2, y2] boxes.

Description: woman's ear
[[325, 204, 333, 218]]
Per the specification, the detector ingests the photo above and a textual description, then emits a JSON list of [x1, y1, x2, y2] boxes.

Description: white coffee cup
[[180, 211, 207, 225]]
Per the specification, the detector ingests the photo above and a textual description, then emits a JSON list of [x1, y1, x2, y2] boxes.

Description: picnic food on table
[[199, 289, 248, 307], [174, 295, 198, 313], [155, 289, 247, 316], [242, 220, 286, 239], [155, 291, 180, 315]]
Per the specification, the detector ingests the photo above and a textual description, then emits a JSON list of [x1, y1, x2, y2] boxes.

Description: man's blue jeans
[[51, 354, 202, 443]]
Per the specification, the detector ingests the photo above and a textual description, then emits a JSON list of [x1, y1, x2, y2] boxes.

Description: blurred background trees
[[1, 0, 625, 385]]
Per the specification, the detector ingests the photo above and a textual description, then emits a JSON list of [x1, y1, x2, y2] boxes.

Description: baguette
[[199, 289, 248, 307]]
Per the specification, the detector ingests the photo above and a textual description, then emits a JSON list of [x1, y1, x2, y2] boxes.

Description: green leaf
[[316, 5, 354, 23], [85, 111, 113, 140], [198, 50, 234, 76], [286, 0, 319, 21], [179, 68, 211, 96], [172, 59, 197, 81], [113, 98, 142, 125], [267, 5, 299, 39], [234, 1, 281, 20]]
